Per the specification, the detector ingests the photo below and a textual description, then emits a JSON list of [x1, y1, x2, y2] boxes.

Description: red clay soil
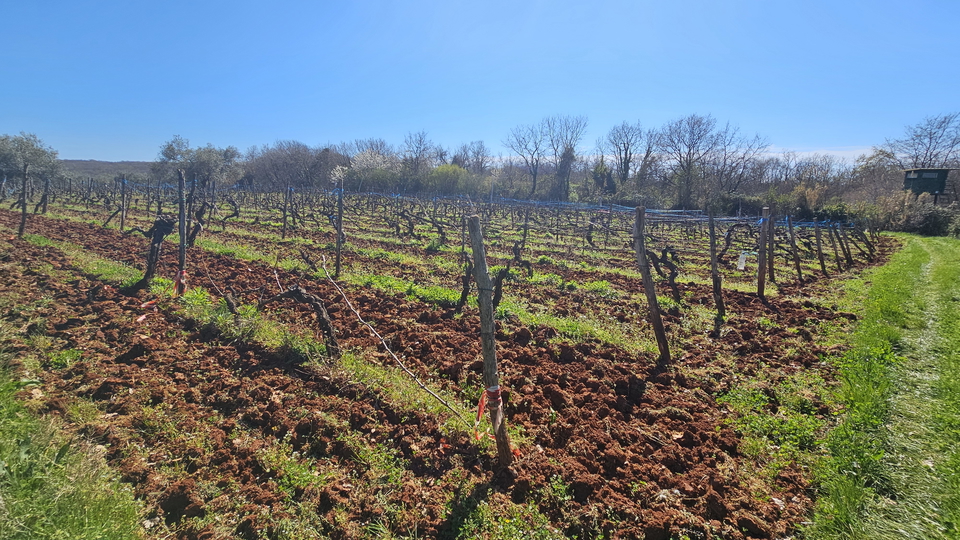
[[0, 209, 890, 539]]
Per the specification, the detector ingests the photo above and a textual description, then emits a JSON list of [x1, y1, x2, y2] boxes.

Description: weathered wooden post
[[119, 175, 128, 232], [708, 211, 725, 320], [828, 223, 844, 272], [467, 215, 514, 469], [632, 207, 671, 364], [757, 207, 769, 302], [335, 179, 344, 278], [767, 211, 776, 283], [815, 222, 828, 277], [786, 215, 803, 284], [16, 163, 29, 239], [838, 226, 855, 266], [176, 169, 188, 296], [854, 227, 875, 260]]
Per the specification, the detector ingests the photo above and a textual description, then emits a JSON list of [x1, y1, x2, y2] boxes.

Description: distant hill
[[60, 159, 153, 178]]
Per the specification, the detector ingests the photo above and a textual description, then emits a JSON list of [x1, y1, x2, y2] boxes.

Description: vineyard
[[0, 184, 891, 539]]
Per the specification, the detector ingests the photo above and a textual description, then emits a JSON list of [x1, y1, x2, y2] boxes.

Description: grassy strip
[[347, 272, 663, 356], [809, 235, 960, 539], [0, 365, 143, 539], [930, 237, 960, 535], [346, 273, 463, 307], [195, 236, 309, 272], [23, 233, 142, 287], [0, 253, 143, 539]]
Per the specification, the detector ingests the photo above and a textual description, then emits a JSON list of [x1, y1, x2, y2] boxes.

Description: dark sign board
[[903, 168, 951, 194]]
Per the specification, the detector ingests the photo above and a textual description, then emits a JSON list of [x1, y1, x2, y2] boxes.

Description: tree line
[[2, 112, 959, 227]]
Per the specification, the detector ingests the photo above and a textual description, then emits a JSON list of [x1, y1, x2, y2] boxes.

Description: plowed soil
[[0, 209, 891, 539]]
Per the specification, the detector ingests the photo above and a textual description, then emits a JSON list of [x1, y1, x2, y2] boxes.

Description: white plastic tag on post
[[737, 251, 748, 271]]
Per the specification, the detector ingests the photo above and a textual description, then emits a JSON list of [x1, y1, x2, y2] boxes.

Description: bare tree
[[451, 143, 471, 170], [338, 137, 393, 159], [704, 123, 768, 199], [544, 115, 588, 201], [602, 121, 660, 193], [242, 141, 346, 191], [845, 149, 903, 204], [401, 130, 435, 178], [452, 140, 491, 176], [545, 116, 588, 164], [658, 114, 719, 209], [503, 122, 546, 197], [605, 121, 642, 190], [882, 112, 960, 169], [468, 140, 490, 175]]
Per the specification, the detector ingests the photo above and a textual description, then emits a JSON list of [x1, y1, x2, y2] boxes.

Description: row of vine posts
[[14, 177, 881, 471]]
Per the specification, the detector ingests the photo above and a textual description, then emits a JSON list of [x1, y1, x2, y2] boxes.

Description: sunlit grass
[[22, 234, 141, 287], [808, 234, 960, 539], [496, 297, 659, 357]]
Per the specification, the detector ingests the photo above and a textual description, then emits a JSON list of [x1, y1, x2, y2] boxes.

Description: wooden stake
[[708, 211, 725, 320], [838, 226, 854, 266], [281, 185, 290, 240], [815, 222, 828, 276], [786, 215, 803, 284], [335, 179, 344, 278], [119, 175, 127, 232], [632, 207, 671, 364], [827, 223, 843, 272], [767, 211, 776, 283], [467, 215, 514, 469], [757, 207, 769, 302], [176, 169, 187, 296]]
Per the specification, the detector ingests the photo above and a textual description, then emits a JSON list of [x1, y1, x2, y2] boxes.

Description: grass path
[[811, 234, 960, 538]]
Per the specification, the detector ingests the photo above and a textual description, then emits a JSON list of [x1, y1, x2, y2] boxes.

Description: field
[[0, 195, 890, 539]]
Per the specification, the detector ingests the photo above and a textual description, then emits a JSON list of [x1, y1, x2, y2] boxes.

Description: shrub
[[900, 199, 958, 236]]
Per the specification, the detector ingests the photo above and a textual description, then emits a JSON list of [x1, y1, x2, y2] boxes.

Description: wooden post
[[839, 226, 856, 265], [767, 211, 776, 283], [757, 207, 769, 301], [119, 175, 128, 232], [520, 208, 531, 254], [467, 215, 514, 469], [281, 185, 290, 240], [335, 179, 344, 278], [815, 222, 828, 276], [827, 223, 843, 272], [786, 215, 803, 284], [40, 176, 50, 214], [17, 164, 29, 239], [632, 207, 671, 364], [176, 169, 187, 296], [708, 211, 725, 320], [855, 227, 875, 259]]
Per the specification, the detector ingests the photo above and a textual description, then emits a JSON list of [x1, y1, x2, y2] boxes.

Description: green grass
[[497, 297, 658, 356], [22, 234, 141, 287], [195, 236, 309, 272], [451, 499, 565, 540], [718, 371, 829, 481], [337, 351, 472, 431], [179, 286, 327, 362], [808, 234, 960, 539], [348, 273, 462, 307], [0, 337, 143, 539]]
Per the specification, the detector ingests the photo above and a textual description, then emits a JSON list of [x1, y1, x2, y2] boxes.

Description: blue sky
[[2, 0, 957, 162]]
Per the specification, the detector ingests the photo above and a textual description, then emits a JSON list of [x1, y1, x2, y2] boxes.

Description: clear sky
[[2, 0, 957, 162]]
